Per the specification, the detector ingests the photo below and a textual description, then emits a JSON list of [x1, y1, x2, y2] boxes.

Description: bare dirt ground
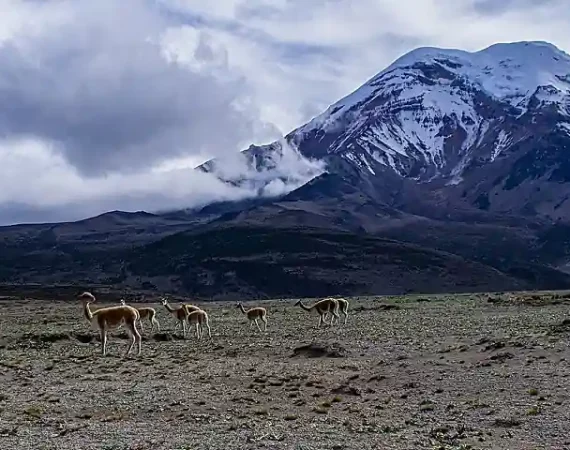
[[2, 292, 570, 450]]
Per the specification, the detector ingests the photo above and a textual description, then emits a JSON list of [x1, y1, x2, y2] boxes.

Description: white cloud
[[160, 0, 570, 127], [0, 0, 281, 176], [0, 137, 324, 225], [0, 0, 569, 224]]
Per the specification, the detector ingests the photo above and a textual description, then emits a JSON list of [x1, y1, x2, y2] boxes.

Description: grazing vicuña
[[294, 298, 339, 328], [328, 297, 349, 325]]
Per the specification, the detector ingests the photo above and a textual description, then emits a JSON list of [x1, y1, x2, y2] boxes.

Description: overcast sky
[[1, 0, 569, 225]]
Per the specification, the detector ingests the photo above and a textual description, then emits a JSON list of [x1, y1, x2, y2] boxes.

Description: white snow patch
[[359, 154, 376, 175], [476, 121, 490, 147], [447, 156, 470, 186], [559, 122, 570, 134], [490, 131, 512, 162]]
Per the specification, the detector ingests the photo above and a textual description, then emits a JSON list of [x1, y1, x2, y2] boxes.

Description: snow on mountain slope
[[300, 41, 570, 131], [388, 41, 570, 109], [290, 41, 570, 183]]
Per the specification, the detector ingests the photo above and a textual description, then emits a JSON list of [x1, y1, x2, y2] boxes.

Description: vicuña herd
[[77, 292, 350, 356]]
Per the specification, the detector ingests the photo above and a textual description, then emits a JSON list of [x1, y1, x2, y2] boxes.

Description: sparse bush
[[23, 406, 43, 419], [493, 417, 521, 428]]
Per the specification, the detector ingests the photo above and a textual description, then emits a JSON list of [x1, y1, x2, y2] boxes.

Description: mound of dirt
[[331, 384, 362, 396], [20, 332, 71, 344], [550, 318, 570, 334], [152, 333, 175, 342], [352, 304, 401, 313], [74, 333, 94, 344], [291, 342, 346, 358]]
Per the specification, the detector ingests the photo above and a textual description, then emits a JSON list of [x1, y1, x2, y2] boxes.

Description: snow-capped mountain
[[291, 41, 570, 183], [202, 41, 570, 221]]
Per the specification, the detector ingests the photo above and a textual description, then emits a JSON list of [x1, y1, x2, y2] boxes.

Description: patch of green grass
[[420, 399, 436, 412], [23, 405, 43, 419]]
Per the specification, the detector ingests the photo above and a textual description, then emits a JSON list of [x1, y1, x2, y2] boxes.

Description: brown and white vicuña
[[294, 298, 339, 328], [237, 302, 268, 332], [186, 308, 211, 340], [120, 298, 160, 332], [79, 291, 142, 356], [325, 297, 349, 325]]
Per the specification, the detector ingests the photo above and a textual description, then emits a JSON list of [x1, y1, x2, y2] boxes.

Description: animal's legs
[[100, 328, 108, 356]]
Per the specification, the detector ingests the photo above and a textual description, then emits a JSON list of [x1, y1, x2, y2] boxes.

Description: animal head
[[78, 291, 96, 303], [236, 302, 242, 308], [161, 298, 168, 306], [120, 299, 126, 306]]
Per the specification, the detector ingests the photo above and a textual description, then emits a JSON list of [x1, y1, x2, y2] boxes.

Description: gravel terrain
[[1, 292, 570, 449]]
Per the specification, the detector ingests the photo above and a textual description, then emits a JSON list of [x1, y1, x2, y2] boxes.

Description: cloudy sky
[[1, 0, 569, 225]]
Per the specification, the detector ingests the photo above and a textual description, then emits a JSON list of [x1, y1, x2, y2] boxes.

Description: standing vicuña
[[168, 299, 202, 333], [79, 292, 141, 356], [120, 299, 160, 332], [237, 302, 267, 332], [294, 298, 339, 328], [327, 297, 349, 325], [181, 303, 203, 330], [161, 298, 193, 338], [187, 309, 211, 340]]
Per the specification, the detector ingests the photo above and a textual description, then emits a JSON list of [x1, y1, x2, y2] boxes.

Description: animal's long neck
[[239, 304, 247, 315], [83, 302, 94, 321], [298, 301, 312, 312], [163, 302, 176, 313]]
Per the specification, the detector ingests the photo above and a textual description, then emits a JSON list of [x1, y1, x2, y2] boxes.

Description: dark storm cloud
[[0, 0, 266, 177]]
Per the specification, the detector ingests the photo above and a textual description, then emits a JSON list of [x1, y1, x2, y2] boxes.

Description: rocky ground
[[1, 292, 570, 449]]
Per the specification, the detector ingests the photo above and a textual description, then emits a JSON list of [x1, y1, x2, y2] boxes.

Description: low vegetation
[[1, 290, 569, 449]]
